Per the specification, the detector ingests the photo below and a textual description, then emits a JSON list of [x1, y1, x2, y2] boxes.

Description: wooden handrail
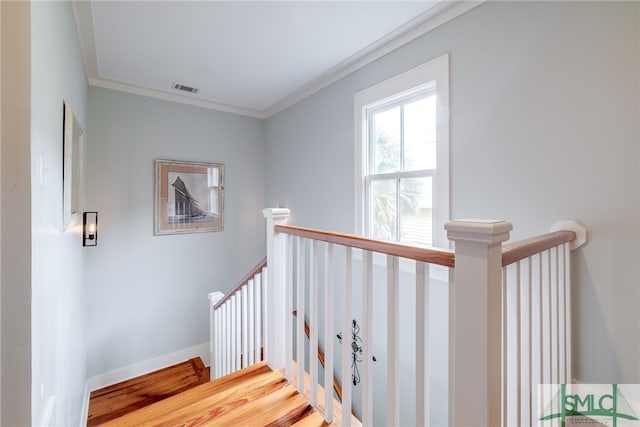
[[292, 310, 344, 404], [214, 257, 267, 310], [275, 225, 455, 267], [502, 230, 576, 267]]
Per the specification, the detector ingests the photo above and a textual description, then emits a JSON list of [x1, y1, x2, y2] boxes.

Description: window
[[355, 55, 449, 248]]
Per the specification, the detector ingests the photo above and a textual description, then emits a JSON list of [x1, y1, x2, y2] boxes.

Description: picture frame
[[63, 100, 84, 230], [154, 159, 224, 235]]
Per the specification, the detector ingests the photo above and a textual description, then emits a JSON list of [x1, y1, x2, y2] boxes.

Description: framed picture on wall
[[154, 159, 224, 235], [63, 100, 84, 230]]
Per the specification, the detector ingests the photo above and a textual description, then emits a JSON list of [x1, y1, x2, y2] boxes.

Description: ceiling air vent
[[172, 83, 199, 94]]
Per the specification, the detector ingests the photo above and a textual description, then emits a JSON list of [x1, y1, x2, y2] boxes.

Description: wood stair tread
[[87, 357, 209, 426], [290, 411, 331, 427], [105, 364, 287, 426], [199, 384, 313, 426], [99, 361, 338, 426]]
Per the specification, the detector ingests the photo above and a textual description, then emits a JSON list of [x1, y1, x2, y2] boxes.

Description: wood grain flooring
[[88, 359, 359, 426], [87, 357, 209, 426]]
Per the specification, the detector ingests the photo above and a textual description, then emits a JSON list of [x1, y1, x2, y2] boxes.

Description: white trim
[[354, 54, 450, 248], [73, 1, 481, 119], [86, 342, 210, 392], [71, 1, 99, 80], [265, 1, 481, 117], [80, 384, 90, 427], [89, 77, 267, 119]]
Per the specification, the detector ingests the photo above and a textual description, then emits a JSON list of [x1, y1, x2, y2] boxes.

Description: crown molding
[[263, 0, 483, 118], [71, 1, 99, 79], [74, 0, 482, 120], [73, 0, 266, 118], [89, 77, 267, 119]]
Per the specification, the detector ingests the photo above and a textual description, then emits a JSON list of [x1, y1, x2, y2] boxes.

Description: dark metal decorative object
[[336, 319, 375, 386]]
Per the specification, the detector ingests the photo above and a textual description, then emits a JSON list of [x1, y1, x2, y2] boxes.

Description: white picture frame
[[63, 100, 84, 230]]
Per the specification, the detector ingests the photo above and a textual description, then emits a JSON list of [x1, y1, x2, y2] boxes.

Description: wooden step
[[291, 411, 331, 427], [87, 357, 209, 426], [92, 360, 360, 426], [99, 361, 330, 426]]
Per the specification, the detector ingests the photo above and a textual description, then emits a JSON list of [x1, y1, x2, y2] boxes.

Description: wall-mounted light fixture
[[83, 211, 98, 247]]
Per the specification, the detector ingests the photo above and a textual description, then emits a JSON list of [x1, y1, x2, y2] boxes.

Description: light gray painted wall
[[85, 87, 266, 376], [266, 1, 640, 385], [30, 1, 89, 425], [1, 2, 31, 425]]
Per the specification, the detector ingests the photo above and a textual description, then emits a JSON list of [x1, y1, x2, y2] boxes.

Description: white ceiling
[[73, 1, 470, 118]]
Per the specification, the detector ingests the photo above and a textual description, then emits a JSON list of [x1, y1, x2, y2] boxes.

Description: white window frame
[[354, 54, 449, 248]]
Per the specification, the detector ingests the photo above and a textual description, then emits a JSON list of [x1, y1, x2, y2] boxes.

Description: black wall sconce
[[83, 211, 98, 247], [337, 319, 376, 386]]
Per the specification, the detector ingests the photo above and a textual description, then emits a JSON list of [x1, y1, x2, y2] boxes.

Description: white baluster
[[552, 247, 559, 385], [515, 262, 522, 426], [255, 269, 263, 362], [386, 255, 399, 427], [248, 279, 255, 366], [415, 262, 429, 426], [361, 250, 373, 426], [533, 253, 543, 427], [543, 250, 551, 386], [224, 303, 230, 375], [216, 308, 222, 378], [558, 245, 566, 384], [236, 293, 242, 370], [285, 236, 293, 380], [564, 242, 572, 383], [501, 267, 508, 427], [296, 237, 305, 393], [526, 257, 534, 427], [309, 240, 319, 406], [242, 286, 249, 368], [341, 247, 352, 427], [324, 243, 334, 423], [230, 295, 236, 371]]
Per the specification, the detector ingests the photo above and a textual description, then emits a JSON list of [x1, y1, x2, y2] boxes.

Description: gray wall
[[85, 87, 266, 376], [30, 1, 89, 425], [266, 1, 640, 385]]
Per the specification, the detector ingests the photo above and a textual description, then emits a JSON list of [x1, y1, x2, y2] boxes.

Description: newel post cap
[[263, 208, 291, 219], [208, 291, 224, 305], [445, 219, 513, 246]]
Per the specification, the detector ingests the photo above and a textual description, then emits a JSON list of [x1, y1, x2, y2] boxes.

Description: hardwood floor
[[87, 359, 358, 426], [87, 357, 209, 425]]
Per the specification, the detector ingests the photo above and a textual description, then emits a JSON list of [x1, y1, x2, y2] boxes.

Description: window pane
[[404, 94, 436, 171], [372, 106, 401, 174], [399, 177, 432, 245], [371, 179, 397, 241]]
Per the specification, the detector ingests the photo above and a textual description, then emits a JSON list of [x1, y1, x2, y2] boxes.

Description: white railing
[[500, 221, 586, 427], [210, 209, 587, 426], [208, 257, 267, 380], [266, 209, 456, 425]]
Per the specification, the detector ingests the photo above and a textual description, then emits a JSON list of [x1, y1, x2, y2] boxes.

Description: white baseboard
[[86, 342, 210, 392]]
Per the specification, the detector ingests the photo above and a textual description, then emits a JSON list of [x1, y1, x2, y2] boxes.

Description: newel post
[[207, 291, 224, 380], [263, 208, 291, 371], [445, 220, 512, 426]]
